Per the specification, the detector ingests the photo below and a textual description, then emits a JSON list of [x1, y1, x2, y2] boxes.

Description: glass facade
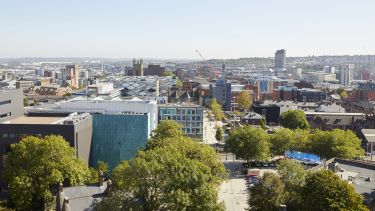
[[158, 106, 204, 138], [91, 114, 149, 169]]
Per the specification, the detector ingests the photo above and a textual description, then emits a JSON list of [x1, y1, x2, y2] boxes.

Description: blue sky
[[0, 0, 374, 59]]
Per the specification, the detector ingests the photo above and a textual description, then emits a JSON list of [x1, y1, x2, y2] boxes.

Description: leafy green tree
[[163, 70, 174, 77], [336, 87, 347, 98], [209, 98, 225, 121], [277, 159, 305, 188], [260, 118, 266, 130], [225, 125, 270, 162], [147, 120, 184, 149], [279, 110, 310, 130], [309, 129, 364, 159], [111, 160, 129, 190], [3, 135, 91, 210], [302, 170, 368, 211], [236, 91, 252, 111], [277, 159, 305, 210], [289, 129, 310, 152], [269, 128, 295, 155], [23, 97, 29, 106], [100, 146, 225, 211], [215, 127, 223, 142], [249, 172, 285, 211], [88, 161, 110, 183], [176, 77, 183, 90]]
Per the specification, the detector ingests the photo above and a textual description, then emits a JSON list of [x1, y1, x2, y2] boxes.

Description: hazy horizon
[[1, 0, 375, 59]]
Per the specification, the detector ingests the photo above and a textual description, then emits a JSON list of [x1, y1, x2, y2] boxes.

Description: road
[[218, 153, 249, 211], [203, 111, 223, 144]]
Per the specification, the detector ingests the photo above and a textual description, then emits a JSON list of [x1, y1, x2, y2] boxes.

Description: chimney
[[59, 182, 64, 192], [99, 171, 104, 186]]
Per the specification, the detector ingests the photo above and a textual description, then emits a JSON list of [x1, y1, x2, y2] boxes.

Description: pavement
[[218, 153, 249, 211], [203, 111, 223, 144], [335, 163, 375, 194]]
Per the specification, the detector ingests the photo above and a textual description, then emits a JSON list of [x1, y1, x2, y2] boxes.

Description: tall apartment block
[[61, 64, 79, 89], [275, 49, 286, 69], [340, 64, 353, 87]]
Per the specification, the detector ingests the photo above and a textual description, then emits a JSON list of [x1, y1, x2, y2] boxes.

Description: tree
[[111, 160, 129, 190], [3, 135, 91, 210], [209, 98, 224, 121], [176, 77, 183, 90], [23, 97, 29, 106], [99, 146, 225, 211], [225, 125, 270, 162], [249, 172, 285, 211], [279, 110, 310, 130], [163, 70, 174, 77], [289, 129, 310, 152], [277, 159, 305, 188], [88, 161, 110, 183], [277, 159, 306, 210], [260, 118, 266, 130], [309, 129, 364, 159], [302, 170, 368, 211], [336, 87, 347, 98], [147, 120, 184, 149], [236, 91, 252, 111], [269, 128, 295, 155], [215, 127, 223, 142]]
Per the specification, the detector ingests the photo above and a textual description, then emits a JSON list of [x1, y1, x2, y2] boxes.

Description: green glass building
[[90, 113, 149, 169]]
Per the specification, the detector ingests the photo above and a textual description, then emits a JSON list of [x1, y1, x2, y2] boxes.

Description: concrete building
[[209, 79, 232, 111], [144, 64, 166, 76], [86, 83, 121, 100], [158, 104, 204, 138], [0, 112, 93, 187], [305, 112, 365, 131], [61, 64, 79, 89], [275, 49, 286, 69], [0, 89, 23, 122], [133, 59, 144, 76], [16, 80, 34, 90], [296, 88, 327, 102], [32, 98, 158, 137], [340, 64, 353, 86]]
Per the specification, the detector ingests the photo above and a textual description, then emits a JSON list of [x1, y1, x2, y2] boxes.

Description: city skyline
[[1, 0, 375, 59]]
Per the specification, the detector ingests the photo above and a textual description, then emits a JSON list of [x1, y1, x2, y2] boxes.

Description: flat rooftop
[[2, 116, 64, 124]]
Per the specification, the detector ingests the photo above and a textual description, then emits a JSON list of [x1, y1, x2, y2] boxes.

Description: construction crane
[[195, 49, 215, 78], [195, 49, 212, 69]]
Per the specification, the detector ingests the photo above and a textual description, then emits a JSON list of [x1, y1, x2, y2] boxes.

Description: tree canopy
[[248, 172, 285, 211], [236, 91, 252, 111], [209, 98, 225, 121], [336, 87, 347, 98], [147, 120, 184, 149], [309, 129, 364, 159], [279, 110, 310, 130], [96, 123, 227, 210], [269, 128, 295, 156], [225, 125, 270, 162], [215, 127, 224, 142], [3, 135, 90, 210], [302, 170, 368, 211]]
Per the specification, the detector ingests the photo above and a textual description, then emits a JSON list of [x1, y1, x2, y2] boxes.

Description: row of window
[[161, 115, 202, 121], [183, 128, 202, 134], [0, 133, 41, 139], [159, 109, 203, 115]]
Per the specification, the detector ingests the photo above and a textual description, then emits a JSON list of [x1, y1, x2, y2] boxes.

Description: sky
[[0, 0, 375, 59]]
